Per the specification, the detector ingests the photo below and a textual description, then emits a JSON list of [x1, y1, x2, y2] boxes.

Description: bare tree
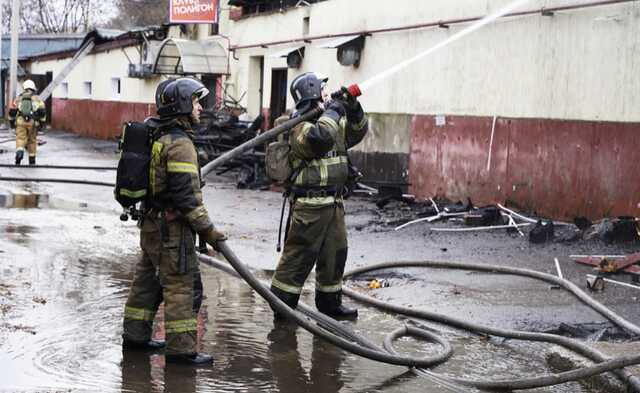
[[109, 0, 170, 30], [2, 0, 117, 34]]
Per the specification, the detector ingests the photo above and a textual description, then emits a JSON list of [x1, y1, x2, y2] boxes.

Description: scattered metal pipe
[[586, 274, 640, 291], [554, 257, 564, 279], [394, 212, 466, 231], [571, 255, 626, 259], [497, 203, 572, 226], [430, 223, 531, 232], [429, 197, 440, 214], [506, 214, 525, 237], [497, 203, 538, 224]]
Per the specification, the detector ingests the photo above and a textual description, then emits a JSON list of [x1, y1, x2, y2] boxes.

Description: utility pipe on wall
[[229, 0, 636, 51], [8, 0, 20, 102]]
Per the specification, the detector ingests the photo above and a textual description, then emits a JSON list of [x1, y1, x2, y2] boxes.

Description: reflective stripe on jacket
[[148, 125, 213, 234], [289, 109, 368, 207]]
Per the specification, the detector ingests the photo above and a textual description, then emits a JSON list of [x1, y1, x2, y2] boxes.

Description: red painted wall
[[52, 98, 155, 139], [50, 98, 640, 219], [410, 115, 640, 220]]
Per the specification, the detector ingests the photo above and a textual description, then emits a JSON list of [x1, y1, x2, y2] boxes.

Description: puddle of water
[[0, 208, 628, 393], [0, 191, 49, 209]]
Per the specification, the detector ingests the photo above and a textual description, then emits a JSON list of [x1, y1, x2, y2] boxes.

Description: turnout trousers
[[123, 215, 203, 355], [272, 202, 348, 299], [15, 117, 38, 157]]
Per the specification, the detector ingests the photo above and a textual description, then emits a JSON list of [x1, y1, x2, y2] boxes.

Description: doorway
[[269, 68, 287, 127], [201, 73, 220, 111]]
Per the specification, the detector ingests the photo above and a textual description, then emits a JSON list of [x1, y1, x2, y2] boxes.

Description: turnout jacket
[[289, 103, 368, 207], [147, 119, 213, 234], [8, 91, 46, 123]]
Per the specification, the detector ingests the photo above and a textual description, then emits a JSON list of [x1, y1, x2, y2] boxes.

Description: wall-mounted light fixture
[[286, 47, 305, 69], [318, 35, 366, 68], [268, 45, 306, 69]]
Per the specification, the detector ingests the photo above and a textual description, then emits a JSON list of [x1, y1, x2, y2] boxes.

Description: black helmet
[[156, 77, 209, 118], [290, 72, 328, 113]]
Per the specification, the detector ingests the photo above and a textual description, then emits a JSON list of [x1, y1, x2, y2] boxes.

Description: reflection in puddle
[[0, 191, 49, 209], [3, 224, 39, 245], [0, 209, 628, 393]]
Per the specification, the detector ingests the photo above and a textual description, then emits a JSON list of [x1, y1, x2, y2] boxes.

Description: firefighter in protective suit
[[122, 77, 226, 365], [270, 72, 368, 319], [8, 80, 46, 165]]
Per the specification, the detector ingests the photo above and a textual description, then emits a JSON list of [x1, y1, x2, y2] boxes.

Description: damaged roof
[[1, 34, 84, 63], [78, 28, 132, 49], [228, 0, 324, 6], [24, 27, 168, 62]]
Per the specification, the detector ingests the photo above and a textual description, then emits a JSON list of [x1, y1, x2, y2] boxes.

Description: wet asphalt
[[0, 128, 638, 392]]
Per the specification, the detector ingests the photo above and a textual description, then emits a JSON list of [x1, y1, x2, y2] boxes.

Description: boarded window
[[111, 78, 121, 99], [83, 81, 92, 98], [60, 82, 69, 99]]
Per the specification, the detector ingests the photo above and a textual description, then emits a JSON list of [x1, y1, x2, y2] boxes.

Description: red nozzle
[[347, 84, 362, 98]]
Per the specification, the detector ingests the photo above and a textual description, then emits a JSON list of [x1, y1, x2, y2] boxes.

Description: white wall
[[222, 0, 640, 122], [29, 45, 162, 104]]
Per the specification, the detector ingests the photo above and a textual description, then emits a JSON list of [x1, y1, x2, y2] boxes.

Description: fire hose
[[3, 119, 640, 391], [201, 250, 640, 392], [3, 148, 640, 389], [2, 104, 640, 391], [3, 0, 640, 388]]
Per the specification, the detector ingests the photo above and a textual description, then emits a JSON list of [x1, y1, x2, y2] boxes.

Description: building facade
[[1, 34, 84, 118], [23, 0, 640, 219], [222, 0, 640, 219], [26, 26, 226, 139]]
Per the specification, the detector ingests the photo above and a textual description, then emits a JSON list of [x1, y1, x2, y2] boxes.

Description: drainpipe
[[8, 0, 20, 103]]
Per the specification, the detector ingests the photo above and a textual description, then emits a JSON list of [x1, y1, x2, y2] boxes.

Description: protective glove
[[339, 86, 364, 123], [9, 120, 16, 129], [200, 226, 227, 251], [324, 99, 346, 119]]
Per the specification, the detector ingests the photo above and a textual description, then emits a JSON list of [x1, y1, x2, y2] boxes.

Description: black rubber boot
[[15, 150, 23, 165], [122, 338, 166, 351], [29, 156, 36, 166], [166, 353, 214, 365], [315, 290, 358, 319], [270, 285, 300, 321]]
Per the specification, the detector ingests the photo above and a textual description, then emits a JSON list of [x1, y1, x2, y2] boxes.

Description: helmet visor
[[193, 86, 209, 101]]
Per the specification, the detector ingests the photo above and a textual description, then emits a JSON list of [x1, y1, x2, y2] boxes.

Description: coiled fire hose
[[201, 249, 640, 392], [3, 172, 640, 390], [342, 261, 640, 391]]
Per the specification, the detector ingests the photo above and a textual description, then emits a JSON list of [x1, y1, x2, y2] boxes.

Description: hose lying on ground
[[4, 176, 638, 390], [0, 164, 116, 170], [343, 264, 640, 391], [0, 177, 114, 188], [204, 249, 640, 392], [344, 261, 640, 336], [200, 248, 453, 368]]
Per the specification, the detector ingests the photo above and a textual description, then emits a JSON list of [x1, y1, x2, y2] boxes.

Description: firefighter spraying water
[[201, 0, 532, 175]]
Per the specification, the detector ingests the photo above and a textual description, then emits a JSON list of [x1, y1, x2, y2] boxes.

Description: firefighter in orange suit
[[8, 80, 46, 165]]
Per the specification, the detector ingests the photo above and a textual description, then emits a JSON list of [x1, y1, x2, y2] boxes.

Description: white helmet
[[23, 80, 36, 92]]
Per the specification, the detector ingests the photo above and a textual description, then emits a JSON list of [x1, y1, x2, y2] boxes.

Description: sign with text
[[170, 0, 218, 24]]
